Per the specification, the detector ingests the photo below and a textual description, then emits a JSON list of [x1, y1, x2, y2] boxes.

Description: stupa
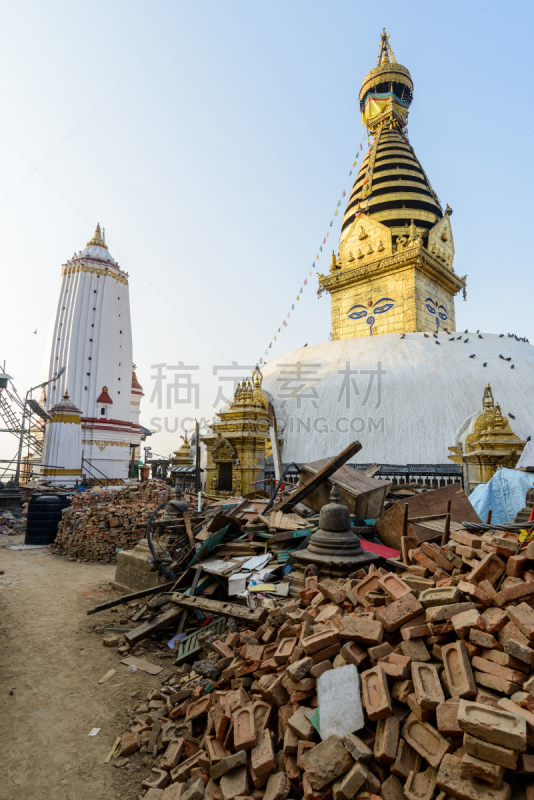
[[291, 486, 380, 591], [261, 32, 534, 472]]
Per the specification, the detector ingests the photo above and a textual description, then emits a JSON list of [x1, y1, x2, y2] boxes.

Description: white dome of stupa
[[261, 331, 534, 466]]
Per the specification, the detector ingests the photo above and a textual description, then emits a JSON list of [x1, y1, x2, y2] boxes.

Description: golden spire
[[86, 223, 109, 250], [253, 367, 263, 389], [482, 384, 494, 410], [376, 29, 397, 67]]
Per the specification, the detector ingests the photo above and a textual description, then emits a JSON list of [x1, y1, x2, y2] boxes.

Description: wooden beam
[[86, 581, 175, 615], [170, 593, 268, 625], [273, 440, 363, 513], [182, 511, 195, 549], [124, 606, 184, 646], [176, 566, 203, 635]]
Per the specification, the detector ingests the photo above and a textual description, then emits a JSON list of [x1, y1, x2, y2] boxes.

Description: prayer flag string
[[257, 143, 370, 366]]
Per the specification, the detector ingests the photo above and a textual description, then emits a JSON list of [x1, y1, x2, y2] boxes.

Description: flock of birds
[[399, 329, 530, 372], [398, 328, 532, 423]]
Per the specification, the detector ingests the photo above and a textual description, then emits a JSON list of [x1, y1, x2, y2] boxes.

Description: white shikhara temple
[[39, 225, 144, 483]]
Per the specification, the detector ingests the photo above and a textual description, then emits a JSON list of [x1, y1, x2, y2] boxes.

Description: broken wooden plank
[[130, 602, 149, 623], [120, 656, 163, 675], [374, 484, 480, 551], [274, 440, 363, 513], [124, 605, 184, 646], [170, 592, 268, 625], [104, 736, 121, 764], [98, 669, 116, 684], [182, 511, 195, 549], [176, 565, 204, 635], [86, 581, 175, 616]]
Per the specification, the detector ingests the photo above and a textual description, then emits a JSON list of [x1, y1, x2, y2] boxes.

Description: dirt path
[[0, 539, 168, 800]]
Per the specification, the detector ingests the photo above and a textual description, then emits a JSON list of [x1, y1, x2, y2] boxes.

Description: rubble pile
[[53, 481, 170, 563], [0, 509, 26, 535], [109, 524, 534, 800]]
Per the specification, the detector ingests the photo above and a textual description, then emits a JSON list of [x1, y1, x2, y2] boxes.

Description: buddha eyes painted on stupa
[[347, 297, 395, 334], [425, 297, 448, 330]]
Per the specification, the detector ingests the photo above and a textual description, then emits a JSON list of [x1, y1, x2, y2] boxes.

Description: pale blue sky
[[1, 0, 533, 462]]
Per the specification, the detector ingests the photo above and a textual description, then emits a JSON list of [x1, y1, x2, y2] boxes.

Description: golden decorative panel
[[81, 439, 131, 452], [339, 215, 392, 268], [427, 215, 455, 271], [61, 263, 128, 285]]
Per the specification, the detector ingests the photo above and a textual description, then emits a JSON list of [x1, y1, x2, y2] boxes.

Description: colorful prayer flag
[[304, 278, 308, 286], [269, 342, 272, 348], [334, 209, 338, 216], [337, 200, 341, 207], [309, 269, 312, 275], [291, 304, 294, 310], [274, 335, 277, 341], [320, 246, 323, 252], [264, 350, 268, 356], [342, 190, 346, 197], [259, 357, 263, 365], [282, 320, 287, 327], [360, 144, 363, 150], [312, 261, 316, 268], [353, 161, 356, 167], [299, 287, 303, 292], [329, 220, 333, 227], [277, 328, 280, 333]]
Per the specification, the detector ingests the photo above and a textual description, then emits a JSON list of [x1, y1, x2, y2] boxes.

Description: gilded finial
[[483, 384, 494, 411], [330, 251, 337, 270], [253, 367, 263, 389], [86, 223, 109, 250], [376, 29, 397, 67], [63, 391, 70, 400]]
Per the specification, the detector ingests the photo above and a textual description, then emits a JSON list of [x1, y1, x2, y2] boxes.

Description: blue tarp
[[469, 468, 534, 525]]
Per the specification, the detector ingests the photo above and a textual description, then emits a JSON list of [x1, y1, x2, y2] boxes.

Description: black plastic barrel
[[25, 494, 71, 545]]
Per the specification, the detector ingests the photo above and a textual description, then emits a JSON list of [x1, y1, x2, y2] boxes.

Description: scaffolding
[[0, 361, 45, 480]]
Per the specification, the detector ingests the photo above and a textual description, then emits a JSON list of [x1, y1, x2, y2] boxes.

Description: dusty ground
[[0, 535, 175, 800]]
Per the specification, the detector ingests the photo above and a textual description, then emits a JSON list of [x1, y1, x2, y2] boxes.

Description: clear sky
[[1, 0, 533, 465]]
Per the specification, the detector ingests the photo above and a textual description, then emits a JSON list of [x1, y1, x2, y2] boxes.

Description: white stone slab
[[317, 663, 364, 739]]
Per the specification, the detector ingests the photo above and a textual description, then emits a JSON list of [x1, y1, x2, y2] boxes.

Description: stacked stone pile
[[53, 481, 170, 563], [111, 524, 534, 800]]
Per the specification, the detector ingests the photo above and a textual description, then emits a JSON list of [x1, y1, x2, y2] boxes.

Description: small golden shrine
[[203, 368, 270, 497], [171, 432, 193, 467], [318, 30, 465, 340], [448, 385, 525, 493]]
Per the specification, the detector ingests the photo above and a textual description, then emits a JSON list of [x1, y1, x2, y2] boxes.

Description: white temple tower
[[40, 224, 142, 482]]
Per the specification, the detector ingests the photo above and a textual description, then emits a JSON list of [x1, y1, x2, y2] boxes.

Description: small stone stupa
[[291, 486, 380, 592]]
